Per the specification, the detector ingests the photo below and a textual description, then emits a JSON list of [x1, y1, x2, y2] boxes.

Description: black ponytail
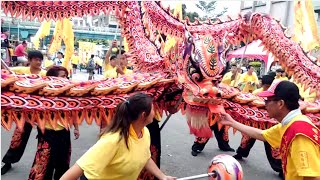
[[101, 93, 153, 149]]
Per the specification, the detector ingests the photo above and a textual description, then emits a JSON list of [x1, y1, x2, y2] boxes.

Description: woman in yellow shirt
[[60, 93, 175, 180], [28, 66, 80, 180]]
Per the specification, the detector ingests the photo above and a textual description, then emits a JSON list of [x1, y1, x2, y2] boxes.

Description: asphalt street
[[1, 71, 280, 180]]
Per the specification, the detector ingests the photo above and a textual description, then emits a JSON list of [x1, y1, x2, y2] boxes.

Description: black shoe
[[220, 147, 235, 152], [1, 163, 12, 175], [191, 150, 202, 156], [233, 154, 243, 160]]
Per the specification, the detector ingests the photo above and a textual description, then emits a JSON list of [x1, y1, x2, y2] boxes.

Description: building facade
[[240, 0, 320, 35], [1, 13, 121, 44]]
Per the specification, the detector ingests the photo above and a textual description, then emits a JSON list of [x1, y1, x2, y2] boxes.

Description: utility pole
[[17, 19, 20, 42]]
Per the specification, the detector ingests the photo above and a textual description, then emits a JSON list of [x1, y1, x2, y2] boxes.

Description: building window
[[256, 1, 267, 6], [243, 1, 254, 8]]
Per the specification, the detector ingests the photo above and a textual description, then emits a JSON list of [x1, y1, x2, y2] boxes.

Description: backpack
[[87, 59, 95, 70]]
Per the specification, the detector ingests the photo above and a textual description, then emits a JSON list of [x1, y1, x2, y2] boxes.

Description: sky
[[161, 1, 242, 17]]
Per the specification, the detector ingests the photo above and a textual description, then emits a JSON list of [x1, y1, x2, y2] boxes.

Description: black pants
[[2, 123, 33, 164], [236, 134, 256, 157], [192, 123, 231, 152], [138, 119, 161, 180], [97, 66, 102, 75], [264, 142, 282, 173], [28, 128, 71, 180], [236, 134, 282, 173]]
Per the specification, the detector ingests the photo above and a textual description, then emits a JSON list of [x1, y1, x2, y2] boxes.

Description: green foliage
[[182, 3, 199, 22], [74, 38, 110, 47], [195, 1, 228, 21], [249, 61, 262, 67]]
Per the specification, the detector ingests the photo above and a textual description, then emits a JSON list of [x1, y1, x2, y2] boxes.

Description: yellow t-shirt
[[77, 125, 151, 180], [123, 67, 133, 75], [291, 78, 316, 103], [104, 67, 133, 79], [8, 48, 14, 56], [104, 62, 113, 71], [252, 87, 263, 95], [262, 115, 320, 180], [238, 72, 259, 93], [104, 67, 117, 78], [221, 72, 241, 87], [71, 55, 80, 65], [43, 58, 54, 69], [11, 67, 47, 76], [95, 57, 103, 67], [275, 76, 289, 81]]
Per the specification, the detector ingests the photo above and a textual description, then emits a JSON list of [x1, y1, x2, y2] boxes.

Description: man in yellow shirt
[[104, 55, 117, 78], [220, 80, 320, 180], [2, 50, 47, 175], [238, 65, 259, 93], [104, 54, 133, 78], [233, 75, 283, 177], [117, 54, 133, 75], [71, 52, 79, 74], [221, 64, 241, 87], [275, 69, 288, 81], [27, 66, 79, 180]]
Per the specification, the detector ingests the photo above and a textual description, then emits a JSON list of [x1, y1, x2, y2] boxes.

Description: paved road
[[1, 72, 281, 180]]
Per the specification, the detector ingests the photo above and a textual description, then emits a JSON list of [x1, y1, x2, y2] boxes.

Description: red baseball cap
[[257, 80, 301, 102]]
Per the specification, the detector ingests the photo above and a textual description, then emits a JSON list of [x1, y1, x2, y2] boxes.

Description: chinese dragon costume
[[1, 1, 320, 179]]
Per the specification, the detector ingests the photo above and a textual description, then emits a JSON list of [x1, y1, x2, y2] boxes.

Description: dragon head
[[176, 30, 231, 100]]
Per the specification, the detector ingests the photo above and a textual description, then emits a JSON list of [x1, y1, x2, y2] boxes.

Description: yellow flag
[[164, 2, 182, 53], [123, 37, 129, 52], [61, 18, 74, 73], [293, 0, 320, 52], [32, 20, 51, 49]]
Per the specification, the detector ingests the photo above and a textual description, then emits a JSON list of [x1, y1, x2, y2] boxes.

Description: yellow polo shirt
[[104, 67, 117, 78], [11, 67, 47, 76], [77, 125, 151, 180], [104, 67, 133, 78], [262, 115, 320, 180], [221, 72, 241, 87], [43, 58, 54, 69], [238, 72, 259, 93], [291, 78, 316, 103], [71, 55, 80, 65], [252, 87, 263, 95], [275, 76, 289, 81], [123, 67, 133, 75]]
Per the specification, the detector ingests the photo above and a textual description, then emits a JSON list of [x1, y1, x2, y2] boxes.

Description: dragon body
[[1, 1, 320, 137]]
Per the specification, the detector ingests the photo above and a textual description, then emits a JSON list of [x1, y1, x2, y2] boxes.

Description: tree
[[168, 3, 201, 23], [195, 1, 227, 21], [182, 4, 199, 22]]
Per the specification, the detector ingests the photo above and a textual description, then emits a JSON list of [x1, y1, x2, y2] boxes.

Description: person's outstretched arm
[[144, 158, 176, 180], [219, 112, 265, 141]]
